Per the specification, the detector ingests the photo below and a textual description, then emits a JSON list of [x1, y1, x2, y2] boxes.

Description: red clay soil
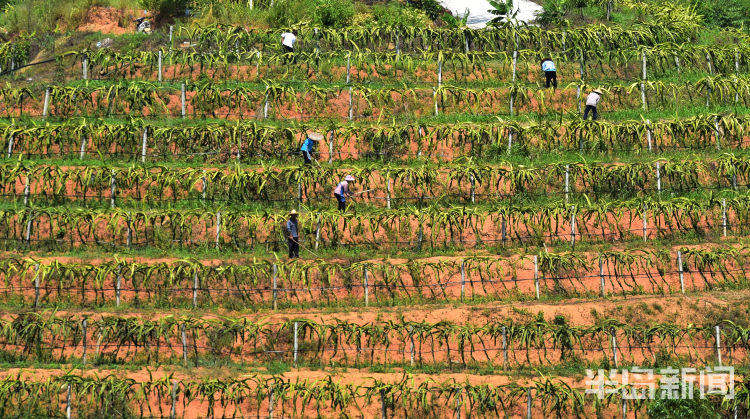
[[0, 242, 744, 308], [0, 290, 745, 367], [20, 287, 742, 327], [77, 7, 140, 36], [0, 366, 661, 419], [8, 205, 737, 258], [1, 86, 656, 120], [0, 365, 636, 388]]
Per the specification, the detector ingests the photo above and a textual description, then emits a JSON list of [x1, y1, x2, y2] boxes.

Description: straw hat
[[345, 175, 355, 181], [289, 209, 299, 216], [308, 132, 324, 141], [592, 89, 603, 95]]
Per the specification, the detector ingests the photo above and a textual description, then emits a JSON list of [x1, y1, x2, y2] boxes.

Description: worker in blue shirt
[[300, 132, 323, 164], [541, 58, 557, 89]]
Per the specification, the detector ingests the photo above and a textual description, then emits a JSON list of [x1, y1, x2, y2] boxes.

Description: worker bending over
[[300, 132, 323, 164], [333, 175, 356, 211], [584, 89, 602, 120], [541, 58, 557, 89]]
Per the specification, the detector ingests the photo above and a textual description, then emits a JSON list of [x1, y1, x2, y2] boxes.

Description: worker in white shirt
[[584, 89, 602, 120], [541, 58, 557, 89], [281, 30, 297, 63]]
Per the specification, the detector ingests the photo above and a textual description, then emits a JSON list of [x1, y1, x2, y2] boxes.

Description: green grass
[[3, 145, 750, 172], [25, 69, 743, 91], [6, 231, 749, 268], [0, 349, 747, 377]]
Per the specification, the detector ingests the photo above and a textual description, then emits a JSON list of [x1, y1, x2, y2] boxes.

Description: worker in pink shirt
[[333, 175, 356, 211]]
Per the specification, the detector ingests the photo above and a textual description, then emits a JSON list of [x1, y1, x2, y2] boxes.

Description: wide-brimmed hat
[[289, 209, 299, 216], [592, 89, 603, 95], [345, 175, 355, 181], [308, 132, 324, 141]]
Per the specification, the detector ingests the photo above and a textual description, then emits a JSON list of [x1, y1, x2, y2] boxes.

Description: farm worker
[[286, 209, 300, 259], [281, 30, 297, 52], [333, 175, 356, 211], [281, 30, 297, 63], [281, 29, 297, 53], [541, 58, 557, 89], [300, 132, 323, 164], [583, 89, 602, 120]]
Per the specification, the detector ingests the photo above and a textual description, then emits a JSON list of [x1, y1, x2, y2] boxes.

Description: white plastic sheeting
[[438, 0, 544, 27]]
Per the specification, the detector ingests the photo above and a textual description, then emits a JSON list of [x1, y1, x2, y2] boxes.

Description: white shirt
[[586, 92, 601, 107], [281, 32, 296, 48]]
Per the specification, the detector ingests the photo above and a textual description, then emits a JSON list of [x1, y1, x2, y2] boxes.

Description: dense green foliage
[[647, 394, 722, 419], [405, 0, 445, 21], [314, 0, 356, 28], [687, 0, 750, 28], [139, 0, 189, 18], [370, 2, 431, 28]]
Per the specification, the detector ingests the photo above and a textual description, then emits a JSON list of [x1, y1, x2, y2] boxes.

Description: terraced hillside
[[1, 0, 750, 417]]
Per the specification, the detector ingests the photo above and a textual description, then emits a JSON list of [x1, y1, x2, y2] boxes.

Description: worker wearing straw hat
[[584, 88, 602, 120], [333, 175, 356, 211], [300, 132, 323, 164], [286, 209, 300, 258]]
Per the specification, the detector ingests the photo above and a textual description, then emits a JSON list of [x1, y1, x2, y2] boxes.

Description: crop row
[[78, 43, 750, 84], [0, 156, 746, 208], [1, 197, 747, 250], [179, 1, 698, 53], [1, 113, 744, 161], [0, 312, 744, 369], [0, 372, 733, 419], [2, 245, 745, 309], [5, 77, 749, 120]]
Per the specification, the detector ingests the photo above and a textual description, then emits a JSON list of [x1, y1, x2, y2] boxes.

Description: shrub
[[535, 0, 569, 27], [266, 0, 316, 28], [190, 0, 261, 26], [315, 0, 355, 28], [406, 0, 444, 21], [646, 394, 721, 418], [139, 0, 189, 19], [370, 2, 431, 28], [691, 0, 748, 28]]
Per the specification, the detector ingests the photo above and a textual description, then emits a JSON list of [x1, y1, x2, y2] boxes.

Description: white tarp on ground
[[438, 0, 544, 27]]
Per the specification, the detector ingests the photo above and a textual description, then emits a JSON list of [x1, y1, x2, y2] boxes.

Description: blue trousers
[[584, 105, 598, 120], [334, 193, 346, 211]]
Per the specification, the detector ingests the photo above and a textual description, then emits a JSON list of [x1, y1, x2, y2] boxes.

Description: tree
[[534, 0, 568, 27], [441, 8, 469, 28], [487, 0, 514, 26]]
